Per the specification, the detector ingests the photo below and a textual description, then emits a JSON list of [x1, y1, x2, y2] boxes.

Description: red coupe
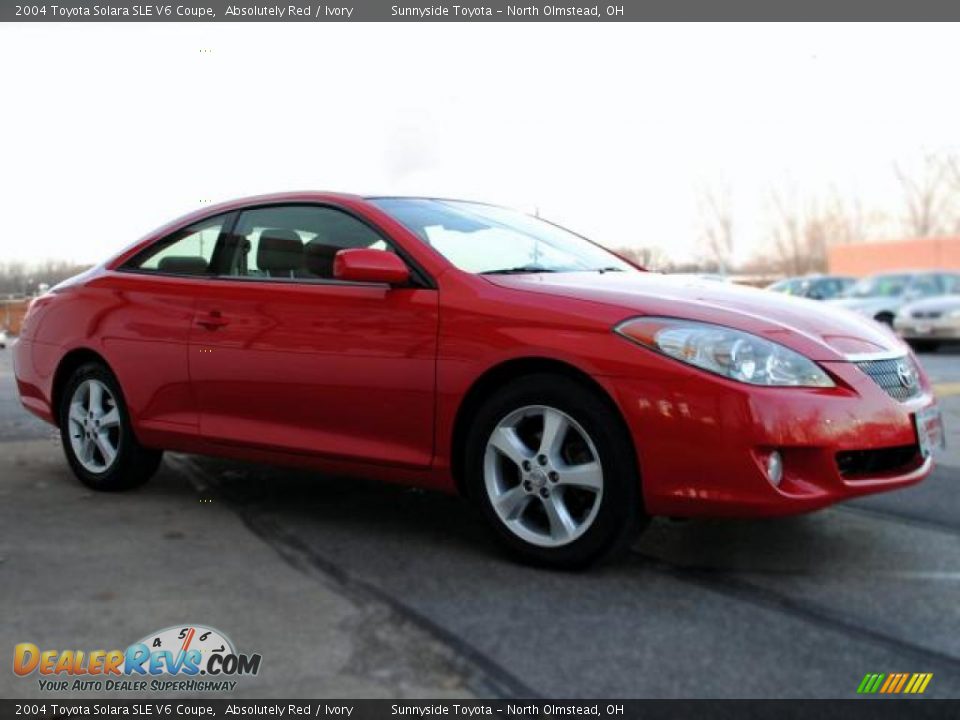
[[14, 193, 944, 567]]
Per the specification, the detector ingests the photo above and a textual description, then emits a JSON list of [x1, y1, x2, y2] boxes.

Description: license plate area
[[915, 406, 945, 458]]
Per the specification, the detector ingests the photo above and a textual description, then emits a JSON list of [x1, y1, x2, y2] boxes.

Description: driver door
[[188, 204, 439, 469]]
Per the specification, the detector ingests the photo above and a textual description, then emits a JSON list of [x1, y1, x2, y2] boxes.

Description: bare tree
[[941, 152, 960, 232], [763, 180, 880, 275], [768, 190, 802, 275], [819, 191, 867, 246], [611, 246, 669, 271], [766, 190, 829, 275], [0, 260, 90, 296], [697, 185, 734, 274], [894, 153, 955, 237]]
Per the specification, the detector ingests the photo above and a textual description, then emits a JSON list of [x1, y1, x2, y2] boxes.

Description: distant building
[[1, 299, 30, 335], [829, 237, 960, 276]]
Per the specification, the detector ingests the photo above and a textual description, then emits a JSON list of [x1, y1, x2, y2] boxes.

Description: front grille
[[855, 356, 922, 402], [912, 310, 943, 319], [836, 445, 919, 478]]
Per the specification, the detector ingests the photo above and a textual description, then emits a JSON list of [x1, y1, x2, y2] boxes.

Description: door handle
[[195, 311, 229, 330]]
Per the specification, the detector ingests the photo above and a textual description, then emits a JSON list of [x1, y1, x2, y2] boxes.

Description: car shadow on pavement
[[174, 452, 960, 577], [163, 453, 960, 699]]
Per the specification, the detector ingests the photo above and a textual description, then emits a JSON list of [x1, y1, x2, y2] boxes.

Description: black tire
[[908, 339, 940, 353], [465, 374, 646, 569], [58, 361, 163, 491], [875, 313, 895, 327]]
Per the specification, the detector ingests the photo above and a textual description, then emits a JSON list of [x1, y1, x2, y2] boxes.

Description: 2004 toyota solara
[[13, 192, 945, 568]]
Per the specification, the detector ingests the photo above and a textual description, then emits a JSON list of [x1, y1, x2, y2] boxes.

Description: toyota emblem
[[896, 361, 916, 389]]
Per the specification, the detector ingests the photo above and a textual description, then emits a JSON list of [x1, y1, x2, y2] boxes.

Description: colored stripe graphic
[[858, 672, 932, 694], [882, 673, 905, 693], [904, 674, 920, 693], [894, 674, 909, 693], [857, 673, 885, 694]]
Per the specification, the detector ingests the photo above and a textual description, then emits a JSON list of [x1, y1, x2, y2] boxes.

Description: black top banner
[[1, 0, 957, 21]]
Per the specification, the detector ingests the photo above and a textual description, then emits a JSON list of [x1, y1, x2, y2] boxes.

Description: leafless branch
[[894, 153, 955, 237], [697, 185, 734, 274]]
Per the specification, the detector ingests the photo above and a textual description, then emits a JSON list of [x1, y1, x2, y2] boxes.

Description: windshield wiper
[[480, 265, 559, 275], [595, 266, 624, 273]]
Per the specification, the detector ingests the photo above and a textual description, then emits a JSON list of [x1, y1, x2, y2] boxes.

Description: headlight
[[615, 317, 835, 387]]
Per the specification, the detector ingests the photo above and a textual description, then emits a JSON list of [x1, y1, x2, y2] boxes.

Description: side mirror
[[333, 248, 410, 286]]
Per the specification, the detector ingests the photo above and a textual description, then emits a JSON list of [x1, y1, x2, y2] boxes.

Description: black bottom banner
[[1, 700, 958, 720]]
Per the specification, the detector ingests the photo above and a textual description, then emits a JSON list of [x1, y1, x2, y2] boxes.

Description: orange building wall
[[1, 300, 29, 335], [829, 237, 960, 276]]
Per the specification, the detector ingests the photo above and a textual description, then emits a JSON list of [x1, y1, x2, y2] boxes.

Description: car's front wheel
[[59, 362, 163, 491], [465, 374, 644, 569]]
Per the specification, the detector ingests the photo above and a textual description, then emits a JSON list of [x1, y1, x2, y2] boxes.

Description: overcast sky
[[1, 22, 958, 266]]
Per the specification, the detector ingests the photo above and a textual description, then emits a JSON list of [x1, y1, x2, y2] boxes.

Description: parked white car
[[0, 331, 7, 349], [829, 270, 960, 325], [895, 294, 960, 351]]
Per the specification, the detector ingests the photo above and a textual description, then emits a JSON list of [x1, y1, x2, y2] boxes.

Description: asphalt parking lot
[[1, 345, 959, 699]]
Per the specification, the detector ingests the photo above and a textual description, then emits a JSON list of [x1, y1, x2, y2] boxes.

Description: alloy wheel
[[483, 405, 604, 548], [67, 379, 122, 473]]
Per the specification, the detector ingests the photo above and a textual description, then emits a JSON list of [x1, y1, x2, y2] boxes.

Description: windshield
[[369, 198, 636, 275], [846, 274, 911, 298]]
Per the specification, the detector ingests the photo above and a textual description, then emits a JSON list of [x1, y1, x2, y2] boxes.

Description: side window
[[126, 215, 227, 276], [224, 205, 390, 281]]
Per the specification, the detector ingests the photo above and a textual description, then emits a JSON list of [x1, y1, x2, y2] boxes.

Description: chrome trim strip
[[842, 350, 909, 362]]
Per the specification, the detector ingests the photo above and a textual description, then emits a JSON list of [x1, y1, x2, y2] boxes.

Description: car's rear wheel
[[59, 362, 162, 491], [465, 374, 645, 569]]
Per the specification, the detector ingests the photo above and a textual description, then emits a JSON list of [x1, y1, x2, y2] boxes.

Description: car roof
[[364, 195, 501, 204], [188, 193, 507, 222], [200, 190, 365, 213]]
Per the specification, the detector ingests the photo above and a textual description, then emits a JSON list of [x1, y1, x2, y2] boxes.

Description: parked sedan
[[13, 193, 944, 568], [829, 270, 960, 325], [895, 294, 960, 352], [767, 275, 855, 300]]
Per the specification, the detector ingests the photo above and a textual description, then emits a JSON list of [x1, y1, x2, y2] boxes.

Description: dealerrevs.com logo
[[13, 625, 262, 692]]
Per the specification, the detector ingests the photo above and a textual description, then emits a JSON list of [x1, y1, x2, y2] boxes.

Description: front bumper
[[608, 358, 937, 518]]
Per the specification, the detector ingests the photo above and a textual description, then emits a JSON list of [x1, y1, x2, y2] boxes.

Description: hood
[[484, 272, 906, 361], [899, 294, 960, 315]]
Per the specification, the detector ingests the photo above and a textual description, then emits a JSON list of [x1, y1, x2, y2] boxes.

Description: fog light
[[767, 451, 784, 487]]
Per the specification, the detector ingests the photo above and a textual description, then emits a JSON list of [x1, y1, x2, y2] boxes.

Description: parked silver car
[[828, 270, 960, 325], [767, 274, 855, 300], [894, 294, 960, 351]]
